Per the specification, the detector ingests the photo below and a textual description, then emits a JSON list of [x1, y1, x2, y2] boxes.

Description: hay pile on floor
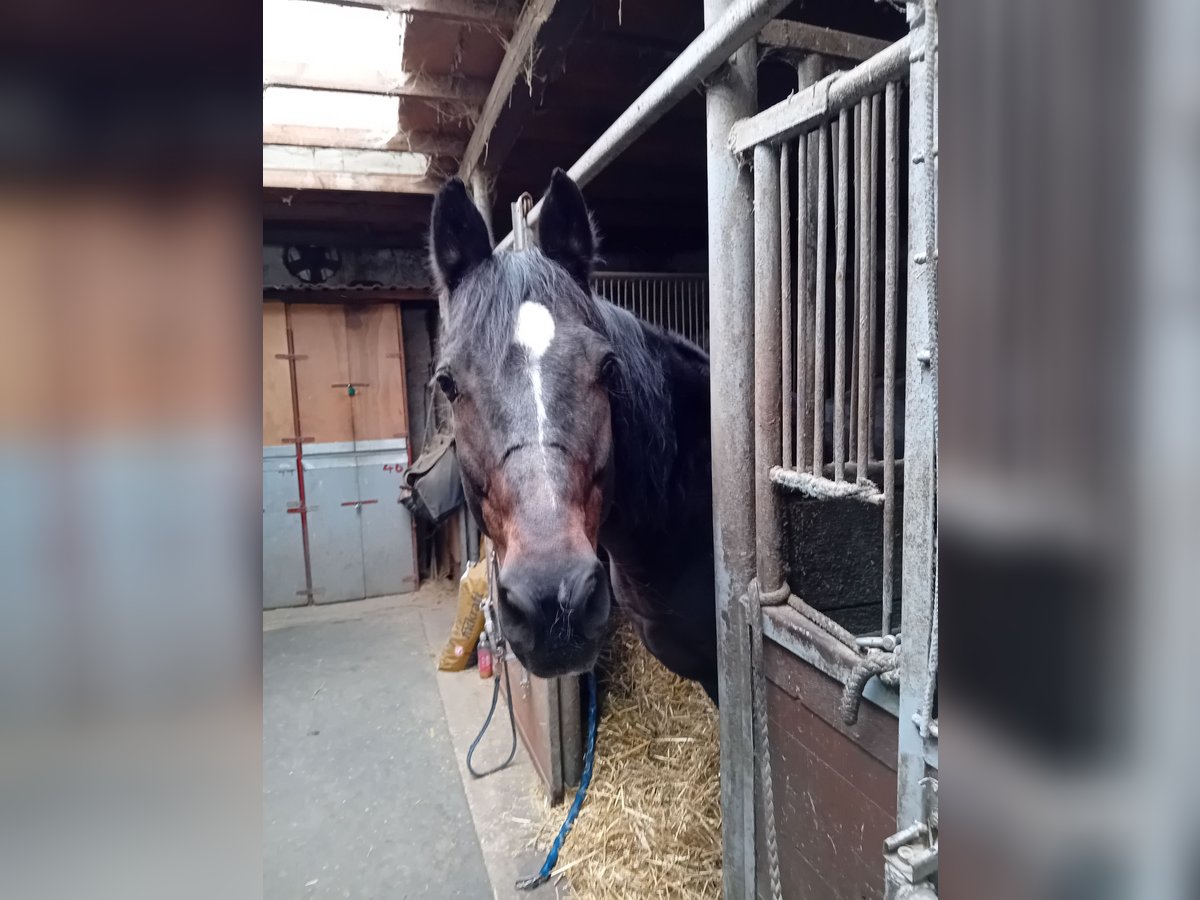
[[535, 620, 721, 899]]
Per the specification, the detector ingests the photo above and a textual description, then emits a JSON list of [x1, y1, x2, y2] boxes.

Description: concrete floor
[[264, 584, 562, 900]]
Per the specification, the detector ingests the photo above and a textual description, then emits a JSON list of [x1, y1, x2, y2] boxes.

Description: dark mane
[[439, 249, 678, 530], [594, 301, 676, 530]]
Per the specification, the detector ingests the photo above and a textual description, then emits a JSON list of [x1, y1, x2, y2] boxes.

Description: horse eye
[[435, 369, 459, 402], [599, 354, 619, 385]]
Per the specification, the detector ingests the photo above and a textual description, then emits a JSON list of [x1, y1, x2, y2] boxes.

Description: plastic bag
[[436, 537, 491, 671]]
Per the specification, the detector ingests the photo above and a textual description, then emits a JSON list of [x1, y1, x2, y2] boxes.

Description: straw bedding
[[535, 618, 722, 899]]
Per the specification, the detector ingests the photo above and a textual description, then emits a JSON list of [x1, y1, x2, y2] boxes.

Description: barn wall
[[757, 642, 898, 900]]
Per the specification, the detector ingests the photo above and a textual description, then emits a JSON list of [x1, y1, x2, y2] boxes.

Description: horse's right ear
[[429, 178, 492, 294]]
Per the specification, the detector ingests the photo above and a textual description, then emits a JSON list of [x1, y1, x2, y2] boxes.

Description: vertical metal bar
[[796, 55, 822, 474], [857, 99, 872, 479], [833, 108, 849, 481], [869, 90, 881, 461], [690, 279, 697, 345], [796, 133, 810, 473], [849, 103, 861, 464], [755, 142, 784, 592], [813, 124, 828, 474], [704, 7, 758, 892], [882, 81, 898, 639], [897, 2, 938, 832], [781, 143, 794, 468]]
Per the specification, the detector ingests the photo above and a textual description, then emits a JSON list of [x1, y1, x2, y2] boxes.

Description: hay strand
[[535, 619, 721, 900]]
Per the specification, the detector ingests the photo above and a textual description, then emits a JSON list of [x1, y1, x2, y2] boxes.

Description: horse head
[[429, 170, 618, 677]]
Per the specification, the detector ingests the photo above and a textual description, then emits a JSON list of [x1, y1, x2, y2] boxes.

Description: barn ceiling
[[263, 0, 906, 269]]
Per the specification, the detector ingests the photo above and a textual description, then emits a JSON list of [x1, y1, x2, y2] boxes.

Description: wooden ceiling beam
[[458, 0, 593, 183], [263, 61, 489, 104], [263, 170, 440, 193], [758, 20, 891, 62], [263, 124, 466, 156], [263, 146, 440, 193], [302, 0, 518, 26]]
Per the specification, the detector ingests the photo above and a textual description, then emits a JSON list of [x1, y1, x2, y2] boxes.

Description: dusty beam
[[458, 0, 592, 183], [758, 19, 891, 62], [263, 61, 490, 104], [302, 0, 518, 25]]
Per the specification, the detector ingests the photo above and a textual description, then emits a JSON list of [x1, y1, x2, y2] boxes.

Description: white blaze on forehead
[[514, 301, 557, 506], [515, 301, 555, 359]]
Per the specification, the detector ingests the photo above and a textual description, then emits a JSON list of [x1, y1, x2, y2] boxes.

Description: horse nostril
[[497, 582, 536, 638]]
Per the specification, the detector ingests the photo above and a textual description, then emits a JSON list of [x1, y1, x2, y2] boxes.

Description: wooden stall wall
[[758, 645, 899, 900]]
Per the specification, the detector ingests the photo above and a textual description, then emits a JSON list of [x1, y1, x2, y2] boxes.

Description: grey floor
[[264, 587, 561, 900]]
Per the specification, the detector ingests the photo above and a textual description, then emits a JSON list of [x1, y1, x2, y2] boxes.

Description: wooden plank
[[304, 0, 518, 25], [263, 302, 297, 445], [457, 0, 593, 181], [263, 124, 465, 156], [759, 19, 891, 62], [263, 145, 431, 177], [262, 169, 439, 193], [763, 638, 898, 769], [458, 0, 558, 180], [289, 304, 354, 444], [762, 664, 897, 900], [263, 60, 490, 103], [345, 303, 408, 441]]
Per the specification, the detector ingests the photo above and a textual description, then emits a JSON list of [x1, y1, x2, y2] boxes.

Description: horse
[[429, 169, 719, 703]]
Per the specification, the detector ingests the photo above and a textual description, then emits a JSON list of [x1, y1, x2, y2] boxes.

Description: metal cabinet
[[301, 438, 416, 605], [263, 446, 308, 609]]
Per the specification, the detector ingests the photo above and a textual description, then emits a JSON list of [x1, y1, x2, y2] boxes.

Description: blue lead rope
[[516, 671, 599, 891]]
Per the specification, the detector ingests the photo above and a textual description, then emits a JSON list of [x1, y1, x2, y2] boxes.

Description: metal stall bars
[[728, 1, 938, 896], [591, 272, 710, 352]]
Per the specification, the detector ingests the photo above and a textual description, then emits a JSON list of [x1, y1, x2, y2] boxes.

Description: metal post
[[755, 142, 784, 594], [705, 1, 759, 893], [897, 0, 938, 832]]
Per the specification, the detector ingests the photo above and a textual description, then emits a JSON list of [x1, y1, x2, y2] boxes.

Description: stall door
[[286, 303, 416, 604], [345, 304, 416, 598]]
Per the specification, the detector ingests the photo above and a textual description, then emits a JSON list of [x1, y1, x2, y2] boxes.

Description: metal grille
[[733, 9, 939, 892], [591, 272, 710, 352]]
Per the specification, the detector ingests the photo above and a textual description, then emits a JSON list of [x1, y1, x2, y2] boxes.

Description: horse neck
[[602, 307, 710, 548]]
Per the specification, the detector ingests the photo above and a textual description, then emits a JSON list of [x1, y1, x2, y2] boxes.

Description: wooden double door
[[263, 301, 417, 607]]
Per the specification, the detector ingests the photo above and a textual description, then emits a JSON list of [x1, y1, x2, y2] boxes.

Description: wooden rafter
[[263, 61, 490, 104], [302, 0, 518, 26], [262, 145, 439, 194], [264, 124, 465, 157], [457, 0, 593, 183], [758, 20, 891, 62]]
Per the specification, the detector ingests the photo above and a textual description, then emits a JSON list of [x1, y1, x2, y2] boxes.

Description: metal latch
[[884, 778, 938, 895]]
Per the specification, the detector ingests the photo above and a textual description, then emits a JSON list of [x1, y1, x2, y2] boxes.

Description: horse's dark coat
[[430, 171, 718, 702]]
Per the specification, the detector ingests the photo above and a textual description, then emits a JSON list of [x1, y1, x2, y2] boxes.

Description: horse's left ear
[[538, 168, 596, 289]]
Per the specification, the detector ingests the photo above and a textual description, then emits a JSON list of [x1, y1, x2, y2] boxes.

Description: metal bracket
[[883, 777, 938, 892]]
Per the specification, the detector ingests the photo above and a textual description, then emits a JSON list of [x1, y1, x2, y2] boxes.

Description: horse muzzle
[[496, 553, 611, 677]]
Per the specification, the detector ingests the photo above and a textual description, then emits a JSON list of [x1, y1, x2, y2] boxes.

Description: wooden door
[[288, 304, 353, 447], [262, 302, 296, 445], [344, 303, 407, 444]]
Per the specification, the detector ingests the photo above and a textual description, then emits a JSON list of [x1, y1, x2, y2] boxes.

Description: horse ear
[[430, 177, 492, 294], [537, 168, 596, 289]]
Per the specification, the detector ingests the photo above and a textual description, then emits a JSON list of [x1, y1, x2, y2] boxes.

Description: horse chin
[[516, 641, 602, 679]]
